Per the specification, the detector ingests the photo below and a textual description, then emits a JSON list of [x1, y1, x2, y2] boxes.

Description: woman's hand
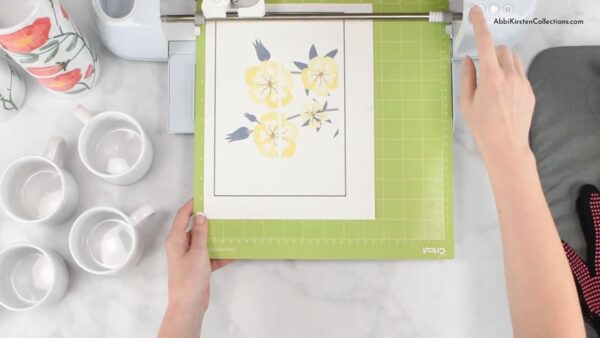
[[459, 7, 585, 338], [158, 199, 233, 338], [460, 6, 536, 172]]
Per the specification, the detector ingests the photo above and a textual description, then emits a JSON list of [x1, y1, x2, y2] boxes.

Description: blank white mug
[[69, 205, 156, 276], [75, 105, 154, 186], [0, 243, 69, 311], [0, 137, 79, 225]]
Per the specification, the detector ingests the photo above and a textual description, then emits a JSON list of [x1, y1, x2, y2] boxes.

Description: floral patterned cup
[[0, 57, 26, 122], [0, 0, 98, 96]]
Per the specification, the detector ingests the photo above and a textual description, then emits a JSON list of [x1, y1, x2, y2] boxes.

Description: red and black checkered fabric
[[563, 184, 600, 331]]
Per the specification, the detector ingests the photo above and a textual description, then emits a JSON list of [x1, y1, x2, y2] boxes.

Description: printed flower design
[[300, 101, 332, 130], [300, 57, 339, 96], [60, 4, 69, 20], [294, 45, 339, 96], [225, 41, 342, 158], [0, 18, 51, 54], [27, 63, 67, 76], [37, 68, 81, 92], [253, 112, 299, 158], [245, 41, 293, 109], [84, 64, 94, 79], [245, 62, 293, 109]]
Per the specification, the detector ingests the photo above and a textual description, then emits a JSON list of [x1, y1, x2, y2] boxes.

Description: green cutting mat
[[194, 0, 453, 260]]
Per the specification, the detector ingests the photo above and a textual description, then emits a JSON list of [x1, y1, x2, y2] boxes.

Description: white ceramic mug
[[0, 243, 69, 311], [0, 137, 79, 225], [0, 0, 99, 96], [0, 57, 26, 122], [69, 205, 156, 276], [74, 105, 154, 186]]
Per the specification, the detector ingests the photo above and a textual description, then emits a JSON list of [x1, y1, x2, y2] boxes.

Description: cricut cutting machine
[[90, 0, 536, 133]]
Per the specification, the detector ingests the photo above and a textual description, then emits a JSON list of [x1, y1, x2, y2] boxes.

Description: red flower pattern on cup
[[37, 68, 82, 92], [0, 18, 51, 54], [60, 4, 69, 20], [27, 63, 66, 77], [84, 64, 94, 79]]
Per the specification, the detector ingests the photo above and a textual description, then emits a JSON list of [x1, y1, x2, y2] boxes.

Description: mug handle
[[43, 136, 66, 167], [129, 205, 156, 227], [74, 105, 94, 124]]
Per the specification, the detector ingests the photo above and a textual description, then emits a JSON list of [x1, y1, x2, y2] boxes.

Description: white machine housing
[[201, 0, 265, 19], [90, 0, 196, 61]]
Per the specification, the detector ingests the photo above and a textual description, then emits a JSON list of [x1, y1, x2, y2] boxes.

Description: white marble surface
[[1, 1, 599, 337]]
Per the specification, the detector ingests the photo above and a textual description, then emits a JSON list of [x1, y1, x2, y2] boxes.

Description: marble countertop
[[1, 0, 599, 337]]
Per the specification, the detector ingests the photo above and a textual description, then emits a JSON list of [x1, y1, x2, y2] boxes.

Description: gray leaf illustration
[[301, 119, 310, 127], [20, 54, 39, 64], [325, 49, 338, 58], [66, 35, 78, 52], [67, 87, 88, 95], [333, 129, 340, 138], [44, 46, 59, 63], [226, 127, 251, 143], [322, 101, 328, 112], [309, 44, 318, 59], [39, 40, 58, 51], [244, 113, 259, 123], [294, 61, 308, 70], [253, 40, 271, 61]]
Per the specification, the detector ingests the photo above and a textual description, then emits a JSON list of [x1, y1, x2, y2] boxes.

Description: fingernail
[[195, 212, 207, 224], [471, 5, 482, 13], [462, 56, 468, 66]]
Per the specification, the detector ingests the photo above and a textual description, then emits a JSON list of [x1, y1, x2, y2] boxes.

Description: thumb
[[190, 213, 208, 251], [459, 56, 477, 112]]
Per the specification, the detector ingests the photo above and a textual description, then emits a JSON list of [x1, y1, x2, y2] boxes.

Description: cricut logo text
[[422, 247, 446, 257]]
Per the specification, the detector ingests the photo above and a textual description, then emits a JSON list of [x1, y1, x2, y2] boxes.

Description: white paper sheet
[[204, 4, 374, 220]]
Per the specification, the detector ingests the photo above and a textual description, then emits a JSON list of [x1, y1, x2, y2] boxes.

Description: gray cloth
[[529, 46, 600, 337]]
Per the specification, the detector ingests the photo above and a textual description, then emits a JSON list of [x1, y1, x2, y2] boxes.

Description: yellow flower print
[[300, 102, 330, 130], [253, 112, 299, 158], [300, 56, 339, 96], [245, 61, 293, 109]]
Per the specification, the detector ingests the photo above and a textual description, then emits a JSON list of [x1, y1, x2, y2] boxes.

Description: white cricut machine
[[90, 0, 536, 133]]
